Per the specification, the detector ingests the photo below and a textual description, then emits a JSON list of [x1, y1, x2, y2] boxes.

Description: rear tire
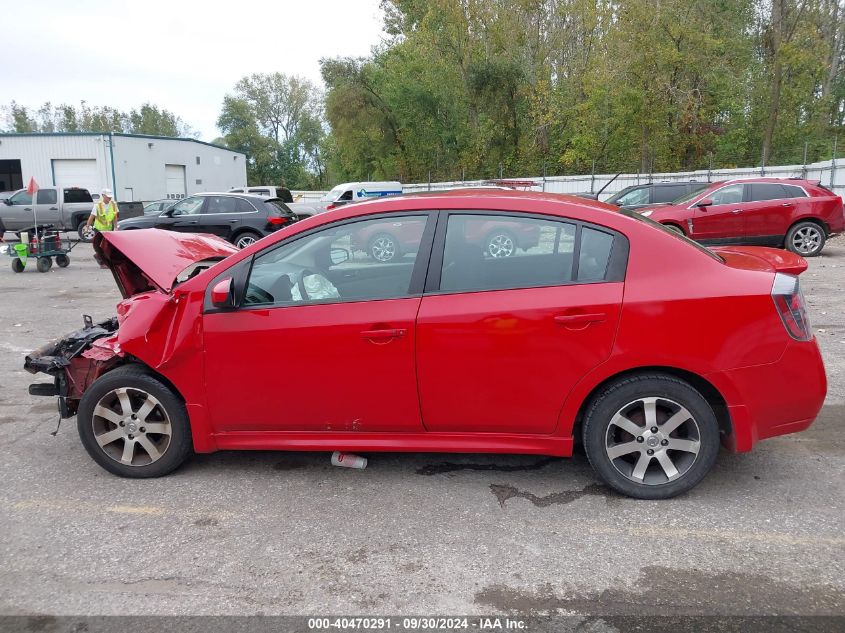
[[77, 366, 192, 478], [233, 230, 262, 249], [785, 221, 825, 257], [582, 374, 720, 499], [56, 254, 70, 268], [36, 257, 52, 273]]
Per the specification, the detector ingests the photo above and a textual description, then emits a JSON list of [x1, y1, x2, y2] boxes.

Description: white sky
[[5, 0, 386, 140]]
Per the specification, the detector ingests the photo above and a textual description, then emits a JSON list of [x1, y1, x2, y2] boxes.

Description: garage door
[[165, 164, 186, 199], [52, 159, 99, 193]]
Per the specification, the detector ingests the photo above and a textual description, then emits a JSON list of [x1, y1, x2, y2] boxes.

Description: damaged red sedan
[[25, 191, 827, 499]]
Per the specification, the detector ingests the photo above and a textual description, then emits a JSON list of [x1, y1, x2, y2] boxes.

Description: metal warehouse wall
[[0, 134, 111, 191], [112, 135, 246, 202], [0, 133, 246, 202]]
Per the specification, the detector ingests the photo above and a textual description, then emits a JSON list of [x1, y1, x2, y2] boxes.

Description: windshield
[[321, 185, 346, 202], [621, 209, 724, 262]]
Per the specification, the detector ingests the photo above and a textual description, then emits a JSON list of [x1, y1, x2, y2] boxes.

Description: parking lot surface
[[0, 238, 843, 617]]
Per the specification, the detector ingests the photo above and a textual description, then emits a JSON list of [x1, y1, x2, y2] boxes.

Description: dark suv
[[606, 181, 709, 210], [117, 193, 298, 248]]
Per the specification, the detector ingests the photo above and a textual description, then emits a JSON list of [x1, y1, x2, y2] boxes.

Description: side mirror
[[211, 278, 235, 309], [330, 248, 350, 265], [695, 198, 713, 208], [2, 199, 11, 206]]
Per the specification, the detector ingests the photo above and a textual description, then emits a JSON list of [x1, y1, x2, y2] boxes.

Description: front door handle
[[781, 202, 794, 207], [49, 207, 58, 211], [731, 209, 742, 214], [361, 328, 406, 342], [555, 313, 606, 329]]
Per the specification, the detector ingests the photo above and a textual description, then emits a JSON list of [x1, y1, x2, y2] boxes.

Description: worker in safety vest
[[86, 188, 119, 232]]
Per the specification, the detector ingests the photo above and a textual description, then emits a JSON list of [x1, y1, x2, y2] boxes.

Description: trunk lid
[[94, 229, 239, 297], [711, 245, 808, 275]]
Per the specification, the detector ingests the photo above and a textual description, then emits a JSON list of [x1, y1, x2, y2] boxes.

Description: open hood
[[710, 245, 808, 276], [94, 229, 239, 298]]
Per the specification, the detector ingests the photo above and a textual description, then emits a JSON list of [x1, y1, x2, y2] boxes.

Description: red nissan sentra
[[25, 190, 827, 499]]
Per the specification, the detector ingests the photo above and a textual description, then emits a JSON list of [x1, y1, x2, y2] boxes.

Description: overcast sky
[[6, 0, 386, 140]]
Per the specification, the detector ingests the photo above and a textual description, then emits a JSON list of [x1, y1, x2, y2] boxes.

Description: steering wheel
[[296, 268, 317, 301]]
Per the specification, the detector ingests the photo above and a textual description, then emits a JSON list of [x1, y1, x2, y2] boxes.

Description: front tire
[[11, 258, 24, 273], [36, 257, 52, 273], [77, 366, 192, 478], [582, 374, 720, 499], [785, 221, 825, 257], [56, 254, 70, 268]]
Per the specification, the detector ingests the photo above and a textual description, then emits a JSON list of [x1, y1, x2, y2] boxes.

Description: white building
[[0, 132, 247, 202]]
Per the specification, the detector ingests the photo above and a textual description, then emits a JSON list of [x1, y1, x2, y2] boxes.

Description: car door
[[155, 196, 206, 232], [197, 195, 244, 239], [33, 188, 61, 226], [202, 212, 435, 433], [691, 183, 746, 241], [743, 183, 805, 242], [416, 213, 626, 435], [3, 190, 34, 230]]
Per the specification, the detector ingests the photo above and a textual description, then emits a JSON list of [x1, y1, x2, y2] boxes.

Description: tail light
[[772, 273, 812, 340], [267, 216, 290, 226]]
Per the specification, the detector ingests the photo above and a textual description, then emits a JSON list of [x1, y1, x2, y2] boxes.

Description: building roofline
[[0, 131, 244, 155]]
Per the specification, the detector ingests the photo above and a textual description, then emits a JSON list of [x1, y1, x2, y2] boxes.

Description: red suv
[[640, 178, 844, 256], [24, 192, 827, 499]]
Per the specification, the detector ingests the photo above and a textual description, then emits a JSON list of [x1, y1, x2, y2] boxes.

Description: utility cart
[[7, 224, 77, 273]]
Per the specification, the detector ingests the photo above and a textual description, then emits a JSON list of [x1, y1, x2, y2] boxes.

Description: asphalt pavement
[[0, 237, 842, 621]]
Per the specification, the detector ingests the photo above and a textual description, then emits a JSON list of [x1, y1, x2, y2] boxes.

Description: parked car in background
[[25, 191, 826, 499], [322, 181, 403, 210], [1, 187, 95, 239], [117, 192, 298, 248], [606, 181, 710, 210], [229, 186, 320, 219], [350, 214, 541, 261], [639, 178, 844, 256], [143, 199, 178, 215]]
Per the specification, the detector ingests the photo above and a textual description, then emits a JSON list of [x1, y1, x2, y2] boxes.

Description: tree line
[[1, 101, 197, 138]]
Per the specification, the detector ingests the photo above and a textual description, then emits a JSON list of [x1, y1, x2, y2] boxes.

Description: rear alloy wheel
[[78, 222, 95, 243], [368, 233, 399, 262], [77, 366, 192, 477], [583, 375, 720, 499], [486, 231, 516, 258], [785, 222, 825, 257], [234, 231, 262, 249]]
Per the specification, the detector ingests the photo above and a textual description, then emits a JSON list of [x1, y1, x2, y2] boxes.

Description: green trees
[[1, 101, 195, 137], [217, 72, 327, 189], [321, 0, 845, 181]]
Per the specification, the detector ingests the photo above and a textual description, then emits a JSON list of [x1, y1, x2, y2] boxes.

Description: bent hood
[[710, 245, 808, 275], [94, 229, 239, 297]]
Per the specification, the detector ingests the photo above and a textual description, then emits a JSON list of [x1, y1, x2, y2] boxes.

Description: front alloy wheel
[[91, 387, 172, 467], [77, 366, 192, 477]]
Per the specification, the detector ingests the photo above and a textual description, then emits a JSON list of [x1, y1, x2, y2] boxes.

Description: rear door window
[[651, 185, 688, 203], [63, 188, 93, 203], [36, 189, 57, 204], [749, 183, 788, 201], [438, 214, 624, 293]]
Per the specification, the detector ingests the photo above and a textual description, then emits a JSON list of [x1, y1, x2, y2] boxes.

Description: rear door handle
[[555, 313, 606, 328], [781, 202, 794, 207], [731, 209, 742, 214], [361, 328, 406, 342], [49, 207, 58, 211]]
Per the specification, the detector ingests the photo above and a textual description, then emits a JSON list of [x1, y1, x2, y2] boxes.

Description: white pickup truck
[[1, 187, 96, 240]]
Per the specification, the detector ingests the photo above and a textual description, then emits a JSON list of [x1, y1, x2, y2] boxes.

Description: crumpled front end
[[25, 315, 122, 418]]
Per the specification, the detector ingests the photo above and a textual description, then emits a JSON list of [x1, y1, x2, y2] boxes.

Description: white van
[[322, 181, 403, 209]]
